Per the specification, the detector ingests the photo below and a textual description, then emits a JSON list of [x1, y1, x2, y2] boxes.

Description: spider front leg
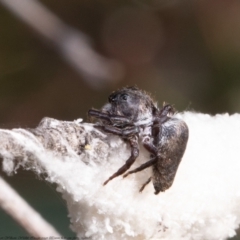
[[97, 125, 139, 137], [103, 135, 139, 185], [88, 109, 132, 127]]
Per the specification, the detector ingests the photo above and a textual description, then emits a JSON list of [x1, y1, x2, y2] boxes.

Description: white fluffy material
[[2, 112, 240, 239]]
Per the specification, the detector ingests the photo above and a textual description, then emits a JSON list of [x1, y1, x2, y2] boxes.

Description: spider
[[88, 86, 188, 194]]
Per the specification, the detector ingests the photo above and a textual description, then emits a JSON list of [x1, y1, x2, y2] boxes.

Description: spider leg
[[103, 136, 139, 185], [88, 109, 132, 126], [88, 109, 111, 122], [122, 134, 159, 186], [122, 157, 158, 178], [139, 177, 152, 192], [97, 125, 139, 137], [160, 103, 175, 117], [154, 103, 175, 125], [142, 138, 158, 155]]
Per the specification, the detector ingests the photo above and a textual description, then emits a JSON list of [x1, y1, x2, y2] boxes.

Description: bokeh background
[[0, 0, 240, 238]]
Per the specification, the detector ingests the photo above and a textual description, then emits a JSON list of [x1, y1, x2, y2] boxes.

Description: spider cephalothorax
[[102, 86, 157, 124], [88, 86, 188, 194]]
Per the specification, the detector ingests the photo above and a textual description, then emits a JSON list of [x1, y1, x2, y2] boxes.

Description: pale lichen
[[1, 113, 240, 240]]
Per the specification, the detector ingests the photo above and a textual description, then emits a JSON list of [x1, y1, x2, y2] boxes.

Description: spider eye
[[121, 94, 128, 101], [109, 94, 117, 103]]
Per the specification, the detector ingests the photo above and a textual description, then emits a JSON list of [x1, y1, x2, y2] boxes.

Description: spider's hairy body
[[88, 86, 188, 194]]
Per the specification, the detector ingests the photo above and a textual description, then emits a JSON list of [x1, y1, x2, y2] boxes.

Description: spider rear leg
[[122, 157, 157, 178], [139, 177, 152, 192], [122, 137, 160, 193]]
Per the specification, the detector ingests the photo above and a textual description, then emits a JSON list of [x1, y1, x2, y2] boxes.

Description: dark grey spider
[[88, 86, 188, 194]]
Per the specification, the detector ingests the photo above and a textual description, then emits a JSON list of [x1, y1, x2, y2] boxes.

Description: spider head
[[103, 87, 157, 123]]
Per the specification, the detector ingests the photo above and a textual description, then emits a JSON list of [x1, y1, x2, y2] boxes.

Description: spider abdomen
[[152, 118, 189, 194]]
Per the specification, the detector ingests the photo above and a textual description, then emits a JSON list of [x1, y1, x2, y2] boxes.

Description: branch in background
[[0, 176, 61, 237], [0, 0, 124, 88], [1, 113, 240, 239]]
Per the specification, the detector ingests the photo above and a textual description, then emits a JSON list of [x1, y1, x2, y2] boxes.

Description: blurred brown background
[[0, 0, 240, 238]]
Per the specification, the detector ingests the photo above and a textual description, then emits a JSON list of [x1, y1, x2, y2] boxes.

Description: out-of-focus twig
[[0, 0, 123, 88], [0, 176, 61, 237]]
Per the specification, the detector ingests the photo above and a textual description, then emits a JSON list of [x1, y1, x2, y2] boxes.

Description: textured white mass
[[1, 113, 240, 240]]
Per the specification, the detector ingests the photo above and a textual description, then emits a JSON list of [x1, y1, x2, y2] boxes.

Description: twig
[[0, 176, 61, 237], [0, 0, 124, 88]]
